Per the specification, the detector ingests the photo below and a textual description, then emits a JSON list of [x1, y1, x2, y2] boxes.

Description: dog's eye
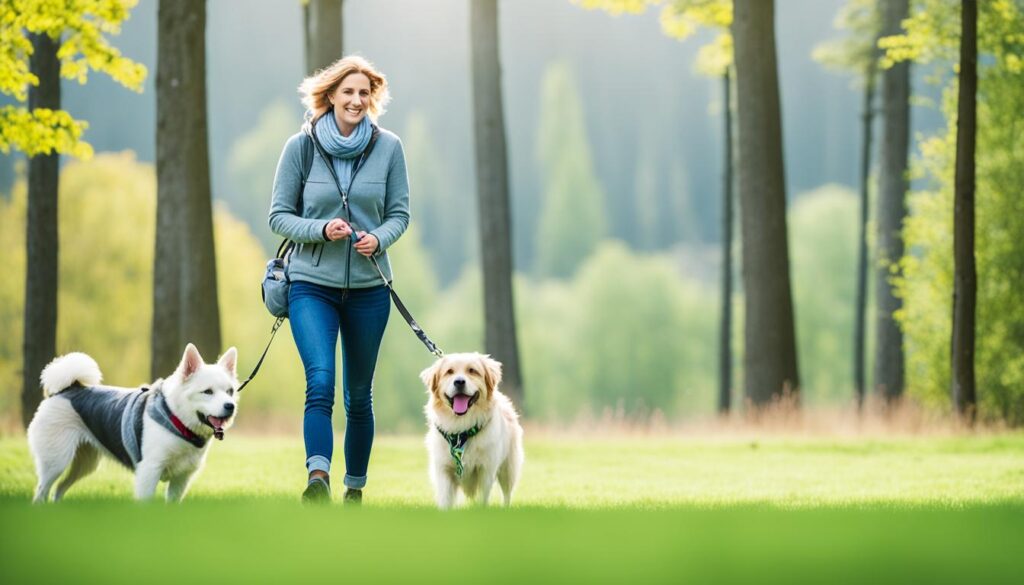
[[468, 368, 478, 375], [227, 388, 234, 396], [446, 368, 454, 375], [202, 389, 214, 395]]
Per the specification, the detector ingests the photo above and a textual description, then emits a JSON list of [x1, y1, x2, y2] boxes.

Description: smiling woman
[[268, 55, 411, 505]]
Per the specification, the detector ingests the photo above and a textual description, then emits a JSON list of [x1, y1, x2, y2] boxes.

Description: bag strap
[[273, 129, 316, 260]]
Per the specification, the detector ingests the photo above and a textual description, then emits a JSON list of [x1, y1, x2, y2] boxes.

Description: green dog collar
[[436, 424, 483, 478]]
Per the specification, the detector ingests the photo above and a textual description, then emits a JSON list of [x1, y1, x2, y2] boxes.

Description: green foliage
[[879, 0, 1024, 72], [0, 160, 877, 427], [789, 186, 859, 405], [897, 69, 1024, 423], [885, 0, 1024, 423], [0, 164, 27, 417], [402, 111, 473, 283], [0, 0, 146, 157], [0, 153, 309, 426], [575, 0, 732, 76], [632, 150, 660, 250], [226, 100, 302, 253], [813, 0, 882, 81], [572, 243, 719, 416], [535, 62, 607, 278], [0, 153, 153, 418], [388, 242, 725, 423]]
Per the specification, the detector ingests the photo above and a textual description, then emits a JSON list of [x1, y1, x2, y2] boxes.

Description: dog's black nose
[[223, 403, 235, 413], [454, 378, 466, 388]]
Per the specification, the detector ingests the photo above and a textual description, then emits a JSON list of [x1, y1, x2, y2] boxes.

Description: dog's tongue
[[207, 415, 225, 431], [452, 395, 471, 415]]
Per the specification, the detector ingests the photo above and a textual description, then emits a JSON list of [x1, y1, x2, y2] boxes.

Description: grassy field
[[1, 432, 1023, 583]]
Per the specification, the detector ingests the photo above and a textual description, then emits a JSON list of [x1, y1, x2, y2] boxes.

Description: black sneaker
[[343, 488, 362, 506], [302, 477, 331, 504]]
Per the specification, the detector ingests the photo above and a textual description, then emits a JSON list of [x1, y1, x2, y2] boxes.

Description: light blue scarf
[[313, 110, 373, 190]]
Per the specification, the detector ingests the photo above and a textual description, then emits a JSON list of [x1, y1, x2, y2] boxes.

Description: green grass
[[1, 433, 1023, 583], [3, 434, 1022, 506]]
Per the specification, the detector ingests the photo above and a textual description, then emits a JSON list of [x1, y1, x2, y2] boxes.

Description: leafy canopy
[[0, 0, 146, 158], [575, 0, 732, 75], [885, 0, 1024, 423], [879, 0, 1024, 72], [813, 0, 882, 80]]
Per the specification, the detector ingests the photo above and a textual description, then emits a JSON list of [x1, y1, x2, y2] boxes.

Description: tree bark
[[873, 0, 910, 402], [951, 0, 977, 422], [732, 0, 800, 406], [854, 58, 878, 411], [21, 33, 61, 428], [304, 0, 343, 75], [718, 69, 734, 415], [469, 0, 524, 409], [153, 0, 221, 377]]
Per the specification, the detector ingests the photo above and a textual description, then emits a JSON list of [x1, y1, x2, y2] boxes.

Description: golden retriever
[[420, 353, 523, 508]]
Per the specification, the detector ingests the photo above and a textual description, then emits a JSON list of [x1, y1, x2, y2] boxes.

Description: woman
[[269, 56, 409, 504]]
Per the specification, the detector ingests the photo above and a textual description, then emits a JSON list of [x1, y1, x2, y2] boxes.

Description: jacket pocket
[[311, 243, 323, 267]]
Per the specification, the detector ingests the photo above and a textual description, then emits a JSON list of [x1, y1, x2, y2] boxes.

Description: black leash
[[368, 253, 443, 358], [237, 317, 284, 393], [307, 114, 444, 359]]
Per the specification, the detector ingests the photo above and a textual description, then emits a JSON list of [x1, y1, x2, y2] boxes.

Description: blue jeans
[[288, 280, 390, 489]]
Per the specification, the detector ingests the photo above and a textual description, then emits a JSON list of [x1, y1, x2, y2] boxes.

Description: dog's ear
[[217, 347, 238, 378], [419, 359, 443, 396], [179, 343, 204, 380], [481, 355, 503, 398]]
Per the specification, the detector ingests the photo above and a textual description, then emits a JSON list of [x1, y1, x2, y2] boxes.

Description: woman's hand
[[324, 218, 352, 241], [354, 231, 379, 257]]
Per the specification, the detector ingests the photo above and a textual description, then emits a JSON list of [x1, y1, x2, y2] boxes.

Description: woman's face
[[330, 72, 371, 134]]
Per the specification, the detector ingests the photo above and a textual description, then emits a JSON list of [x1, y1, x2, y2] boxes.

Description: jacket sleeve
[[268, 133, 329, 244], [369, 138, 411, 256]]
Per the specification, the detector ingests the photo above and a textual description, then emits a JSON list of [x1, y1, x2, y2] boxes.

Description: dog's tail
[[40, 353, 103, 397]]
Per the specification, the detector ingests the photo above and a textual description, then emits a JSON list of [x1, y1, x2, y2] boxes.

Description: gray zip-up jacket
[[268, 126, 410, 289]]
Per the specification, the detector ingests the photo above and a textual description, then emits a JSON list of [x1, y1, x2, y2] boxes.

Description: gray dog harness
[[61, 384, 207, 469]]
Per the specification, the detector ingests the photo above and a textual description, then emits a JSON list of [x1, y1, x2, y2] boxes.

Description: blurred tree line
[[3, 0, 1022, 429], [0, 154, 865, 430]]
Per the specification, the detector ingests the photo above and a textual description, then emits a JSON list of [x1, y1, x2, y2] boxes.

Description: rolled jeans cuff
[[344, 474, 367, 489], [306, 455, 331, 475]]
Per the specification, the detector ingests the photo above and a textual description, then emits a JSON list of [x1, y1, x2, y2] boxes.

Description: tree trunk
[[854, 58, 878, 411], [153, 0, 220, 377], [304, 0, 343, 75], [469, 0, 524, 409], [718, 69, 734, 415], [21, 33, 61, 428], [951, 0, 977, 422], [873, 0, 910, 402], [732, 0, 800, 406]]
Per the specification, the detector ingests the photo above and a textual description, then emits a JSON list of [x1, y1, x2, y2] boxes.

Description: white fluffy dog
[[27, 343, 240, 503], [420, 353, 523, 509]]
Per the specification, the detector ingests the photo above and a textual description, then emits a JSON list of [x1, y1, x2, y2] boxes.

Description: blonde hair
[[299, 55, 390, 122]]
